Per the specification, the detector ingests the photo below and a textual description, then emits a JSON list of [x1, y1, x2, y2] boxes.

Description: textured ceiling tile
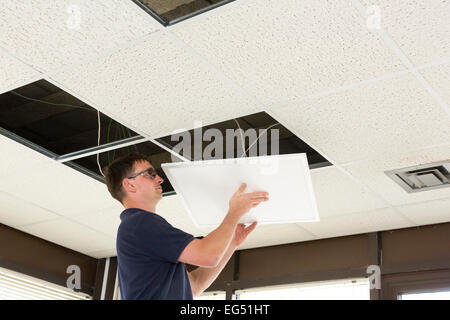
[[0, 191, 59, 227], [343, 144, 450, 206], [396, 198, 450, 226], [170, 0, 405, 105], [270, 74, 450, 164], [420, 63, 450, 108], [299, 208, 415, 239], [310, 166, 388, 219], [239, 223, 315, 250], [363, 0, 450, 66], [50, 32, 262, 138], [17, 218, 115, 255], [0, 52, 40, 94], [0, 0, 161, 73]]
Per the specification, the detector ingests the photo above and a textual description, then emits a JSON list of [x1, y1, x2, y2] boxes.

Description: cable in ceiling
[[10, 90, 95, 112], [241, 122, 280, 158], [233, 119, 247, 157]]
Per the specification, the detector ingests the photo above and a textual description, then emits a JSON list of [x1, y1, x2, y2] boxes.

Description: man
[[104, 153, 269, 300]]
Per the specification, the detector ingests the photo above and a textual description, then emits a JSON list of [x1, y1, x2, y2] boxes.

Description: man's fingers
[[236, 183, 247, 195], [246, 221, 258, 233], [248, 192, 269, 197]]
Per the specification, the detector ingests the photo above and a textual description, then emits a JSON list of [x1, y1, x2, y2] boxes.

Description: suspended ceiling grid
[[0, 0, 449, 258]]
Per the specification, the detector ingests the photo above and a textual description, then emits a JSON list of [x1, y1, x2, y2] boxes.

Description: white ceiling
[[0, 0, 449, 258]]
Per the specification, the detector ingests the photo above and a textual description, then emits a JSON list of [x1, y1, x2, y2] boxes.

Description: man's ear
[[122, 178, 136, 194]]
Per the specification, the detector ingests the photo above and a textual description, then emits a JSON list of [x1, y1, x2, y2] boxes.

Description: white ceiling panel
[[0, 135, 54, 174], [70, 203, 123, 238], [155, 194, 214, 237], [17, 218, 115, 256], [269, 74, 450, 164], [87, 248, 117, 259], [396, 198, 450, 226], [170, 0, 405, 106], [239, 223, 316, 250], [0, 191, 59, 227], [49, 31, 262, 139], [0, 0, 161, 74], [0, 137, 118, 219], [310, 166, 388, 219], [362, 0, 450, 66], [343, 144, 450, 206], [299, 207, 416, 239], [0, 51, 40, 94]]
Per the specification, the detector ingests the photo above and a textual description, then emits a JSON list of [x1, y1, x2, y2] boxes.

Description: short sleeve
[[135, 213, 195, 263]]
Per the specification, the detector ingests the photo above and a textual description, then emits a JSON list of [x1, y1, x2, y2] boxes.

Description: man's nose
[[156, 175, 164, 184]]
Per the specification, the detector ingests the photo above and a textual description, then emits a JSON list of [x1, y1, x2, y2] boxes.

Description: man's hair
[[104, 153, 153, 203]]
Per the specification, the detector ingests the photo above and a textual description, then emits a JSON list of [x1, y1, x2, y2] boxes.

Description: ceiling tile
[[239, 223, 316, 250], [50, 31, 262, 139], [421, 62, 450, 108], [0, 136, 118, 218], [362, 0, 450, 66], [299, 207, 415, 239], [0, 51, 40, 94], [0, 191, 59, 227], [170, 0, 405, 106], [270, 74, 450, 164], [155, 194, 214, 237], [310, 166, 388, 219], [87, 248, 117, 259], [17, 218, 115, 256], [70, 203, 123, 238], [395, 198, 450, 226], [0, 0, 161, 74], [0, 135, 54, 174], [343, 144, 450, 206]]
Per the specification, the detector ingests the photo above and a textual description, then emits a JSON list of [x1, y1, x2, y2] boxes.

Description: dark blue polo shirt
[[116, 208, 195, 300]]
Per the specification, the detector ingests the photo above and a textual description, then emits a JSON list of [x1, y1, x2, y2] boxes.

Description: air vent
[[385, 161, 450, 193]]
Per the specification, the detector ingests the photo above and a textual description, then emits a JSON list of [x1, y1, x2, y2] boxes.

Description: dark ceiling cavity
[[0, 79, 175, 193], [132, 0, 235, 26], [0, 80, 331, 197], [156, 111, 332, 169]]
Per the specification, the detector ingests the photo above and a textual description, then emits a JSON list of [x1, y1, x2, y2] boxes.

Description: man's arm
[[187, 242, 236, 297], [179, 183, 268, 268], [187, 222, 257, 297]]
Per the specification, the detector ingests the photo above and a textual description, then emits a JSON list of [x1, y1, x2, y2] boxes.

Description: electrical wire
[[233, 119, 247, 157], [10, 91, 95, 112], [97, 110, 105, 177], [241, 122, 280, 158]]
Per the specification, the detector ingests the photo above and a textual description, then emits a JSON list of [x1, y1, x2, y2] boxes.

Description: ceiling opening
[[0, 80, 331, 197], [155, 111, 332, 170], [132, 0, 235, 26]]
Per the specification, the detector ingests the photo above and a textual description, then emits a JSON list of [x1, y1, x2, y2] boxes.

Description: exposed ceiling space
[[132, 0, 229, 24], [0, 0, 449, 258]]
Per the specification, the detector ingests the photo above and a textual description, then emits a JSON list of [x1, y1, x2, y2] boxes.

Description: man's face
[[125, 160, 164, 202]]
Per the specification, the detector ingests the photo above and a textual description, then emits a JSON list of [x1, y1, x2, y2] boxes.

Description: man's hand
[[228, 183, 269, 221], [231, 221, 258, 249]]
